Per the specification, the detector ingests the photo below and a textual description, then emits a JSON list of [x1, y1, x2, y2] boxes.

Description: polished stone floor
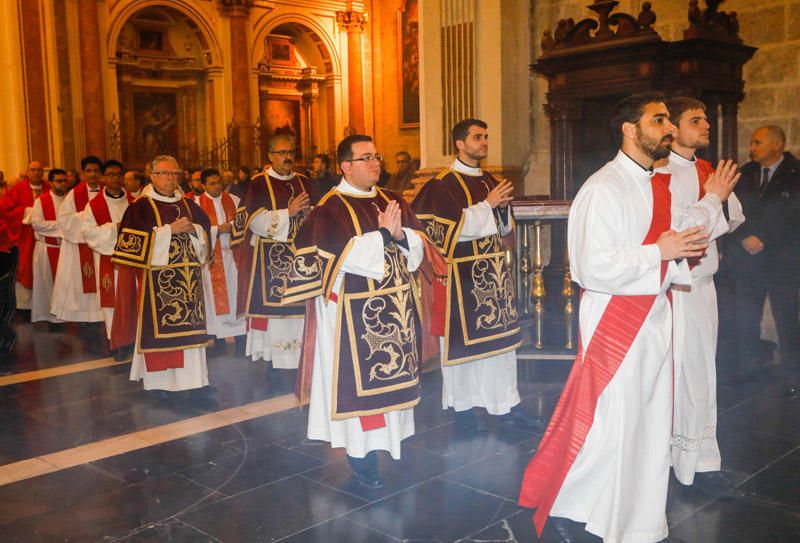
[[0, 317, 799, 542]]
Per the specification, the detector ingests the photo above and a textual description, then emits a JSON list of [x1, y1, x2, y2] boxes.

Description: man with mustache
[[726, 126, 800, 398], [232, 135, 310, 369], [658, 96, 743, 493], [520, 93, 708, 543]]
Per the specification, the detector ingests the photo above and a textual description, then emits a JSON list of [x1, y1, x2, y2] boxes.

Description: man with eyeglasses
[[112, 155, 213, 397], [79, 160, 137, 360], [0, 160, 50, 313], [412, 119, 539, 433], [232, 134, 310, 370], [284, 134, 432, 488], [51, 155, 105, 328]]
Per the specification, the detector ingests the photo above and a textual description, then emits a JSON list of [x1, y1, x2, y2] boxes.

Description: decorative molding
[[219, 0, 253, 17], [684, 0, 741, 43], [336, 10, 368, 32]]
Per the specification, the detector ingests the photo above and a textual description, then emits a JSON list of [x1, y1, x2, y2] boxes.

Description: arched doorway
[[113, 5, 216, 169], [254, 22, 338, 170]]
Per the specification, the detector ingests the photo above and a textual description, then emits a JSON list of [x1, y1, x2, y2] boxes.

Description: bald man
[[726, 126, 800, 397]]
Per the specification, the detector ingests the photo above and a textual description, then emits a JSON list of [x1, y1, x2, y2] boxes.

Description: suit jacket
[[726, 151, 800, 276]]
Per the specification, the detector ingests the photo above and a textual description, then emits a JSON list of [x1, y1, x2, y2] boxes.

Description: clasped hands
[[378, 200, 404, 241]]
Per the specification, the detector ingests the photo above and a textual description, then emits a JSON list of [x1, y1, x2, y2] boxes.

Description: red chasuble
[[112, 195, 212, 371], [72, 182, 99, 294], [88, 191, 135, 307], [411, 169, 521, 365], [198, 192, 237, 316], [231, 172, 309, 328], [283, 188, 427, 422], [38, 192, 61, 279], [1, 178, 51, 289], [518, 174, 672, 535]]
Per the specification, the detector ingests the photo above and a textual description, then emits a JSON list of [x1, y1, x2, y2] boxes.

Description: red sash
[[198, 193, 237, 315], [89, 191, 134, 307], [688, 159, 714, 269], [38, 192, 61, 280], [73, 182, 98, 294], [519, 173, 672, 535]]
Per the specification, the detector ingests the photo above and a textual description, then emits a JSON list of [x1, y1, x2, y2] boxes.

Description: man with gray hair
[[726, 126, 800, 397], [232, 134, 310, 369]]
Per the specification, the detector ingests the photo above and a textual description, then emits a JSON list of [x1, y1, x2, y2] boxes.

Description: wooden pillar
[[77, 0, 106, 157], [337, 10, 367, 135], [221, 0, 253, 168], [19, 0, 51, 163]]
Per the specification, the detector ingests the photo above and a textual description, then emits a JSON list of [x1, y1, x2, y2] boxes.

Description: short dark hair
[[201, 168, 221, 184], [102, 159, 123, 174], [396, 151, 411, 160], [80, 155, 103, 171], [665, 96, 706, 126], [314, 153, 330, 168], [452, 119, 487, 151], [239, 166, 251, 177], [337, 135, 373, 166], [48, 168, 67, 181], [610, 92, 668, 144], [129, 171, 148, 187]]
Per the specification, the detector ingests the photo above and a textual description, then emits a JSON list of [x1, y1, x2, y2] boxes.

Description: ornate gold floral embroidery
[[265, 242, 293, 299], [273, 339, 302, 351], [117, 232, 144, 254], [156, 233, 205, 329], [471, 252, 518, 331]]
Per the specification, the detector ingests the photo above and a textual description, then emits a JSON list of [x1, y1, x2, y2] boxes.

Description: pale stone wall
[[526, 0, 800, 196]]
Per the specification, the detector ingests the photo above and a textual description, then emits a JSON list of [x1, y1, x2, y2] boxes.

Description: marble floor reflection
[[0, 317, 798, 542]]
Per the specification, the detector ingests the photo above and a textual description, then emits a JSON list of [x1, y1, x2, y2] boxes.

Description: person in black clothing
[[308, 153, 338, 205], [725, 125, 800, 397], [230, 166, 253, 199]]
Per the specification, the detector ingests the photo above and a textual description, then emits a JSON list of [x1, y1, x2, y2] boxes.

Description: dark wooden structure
[[533, 0, 757, 200]]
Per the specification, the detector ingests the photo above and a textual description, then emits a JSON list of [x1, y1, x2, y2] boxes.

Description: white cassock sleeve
[[80, 209, 118, 255], [497, 209, 514, 236], [57, 192, 84, 244], [675, 192, 729, 242], [398, 228, 424, 272], [150, 224, 208, 267], [570, 184, 687, 296], [22, 207, 34, 225], [459, 200, 499, 241], [340, 231, 386, 279], [726, 192, 745, 233], [249, 208, 290, 243], [30, 200, 61, 237]]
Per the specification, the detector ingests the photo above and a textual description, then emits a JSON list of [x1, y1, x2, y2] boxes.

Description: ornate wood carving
[[684, 0, 741, 43]]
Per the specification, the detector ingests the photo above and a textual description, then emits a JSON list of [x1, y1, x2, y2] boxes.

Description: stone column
[[220, 0, 253, 168], [19, 0, 51, 163], [337, 10, 367, 135], [77, 0, 106, 157]]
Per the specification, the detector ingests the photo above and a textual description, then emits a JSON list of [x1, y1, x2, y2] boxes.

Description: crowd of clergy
[[0, 91, 798, 542]]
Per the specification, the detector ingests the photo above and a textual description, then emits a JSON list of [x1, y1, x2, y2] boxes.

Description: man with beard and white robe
[[112, 155, 212, 396], [30, 170, 70, 324], [80, 160, 135, 360], [519, 93, 709, 543], [197, 168, 245, 340], [656, 97, 744, 492], [412, 119, 538, 432], [284, 134, 430, 487], [232, 135, 310, 369], [50, 155, 105, 325]]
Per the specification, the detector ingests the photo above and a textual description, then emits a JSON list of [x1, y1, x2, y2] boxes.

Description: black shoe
[[549, 517, 579, 543], [347, 452, 384, 488], [111, 348, 129, 362], [454, 409, 487, 432], [499, 408, 545, 431], [693, 471, 740, 498]]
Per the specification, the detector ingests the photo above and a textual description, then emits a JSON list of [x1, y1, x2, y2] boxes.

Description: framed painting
[[263, 96, 302, 145], [398, 0, 420, 127], [132, 91, 179, 163], [267, 37, 296, 66], [138, 29, 164, 52]]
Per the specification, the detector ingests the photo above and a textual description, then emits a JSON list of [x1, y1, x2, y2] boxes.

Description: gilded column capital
[[219, 0, 253, 17], [336, 11, 368, 32]]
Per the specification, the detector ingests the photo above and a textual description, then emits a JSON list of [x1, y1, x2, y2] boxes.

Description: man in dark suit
[[726, 126, 800, 397]]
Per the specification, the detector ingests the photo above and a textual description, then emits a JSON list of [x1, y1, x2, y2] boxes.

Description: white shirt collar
[[141, 183, 183, 203], [451, 158, 482, 176], [104, 188, 128, 201], [765, 154, 785, 179], [668, 150, 696, 168], [616, 150, 655, 179], [267, 167, 296, 181], [336, 177, 377, 196]]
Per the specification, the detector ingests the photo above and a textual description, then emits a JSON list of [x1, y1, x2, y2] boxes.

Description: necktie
[[761, 167, 769, 189]]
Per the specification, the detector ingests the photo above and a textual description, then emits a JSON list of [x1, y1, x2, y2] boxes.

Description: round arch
[[106, 0, 223, 67], [250, 13, 341, 76]]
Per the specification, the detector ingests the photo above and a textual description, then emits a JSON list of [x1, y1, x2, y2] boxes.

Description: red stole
[[38, 192, 61, 279], [198, 192, 237, 316], [73, 182, 98, 294], [13, 179, 51, 289], [519, 173, 672, 535], [89, 191, 134, 307]]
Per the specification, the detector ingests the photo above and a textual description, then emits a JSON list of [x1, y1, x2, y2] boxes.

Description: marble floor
[[0, 317, 799, 542]]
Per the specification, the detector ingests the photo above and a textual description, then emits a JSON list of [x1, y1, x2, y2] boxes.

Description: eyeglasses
[[152, 171, 182, 177], [347, 154, 383, 163], [105, 172, 123, 178], [269, 150, 296, 157]]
